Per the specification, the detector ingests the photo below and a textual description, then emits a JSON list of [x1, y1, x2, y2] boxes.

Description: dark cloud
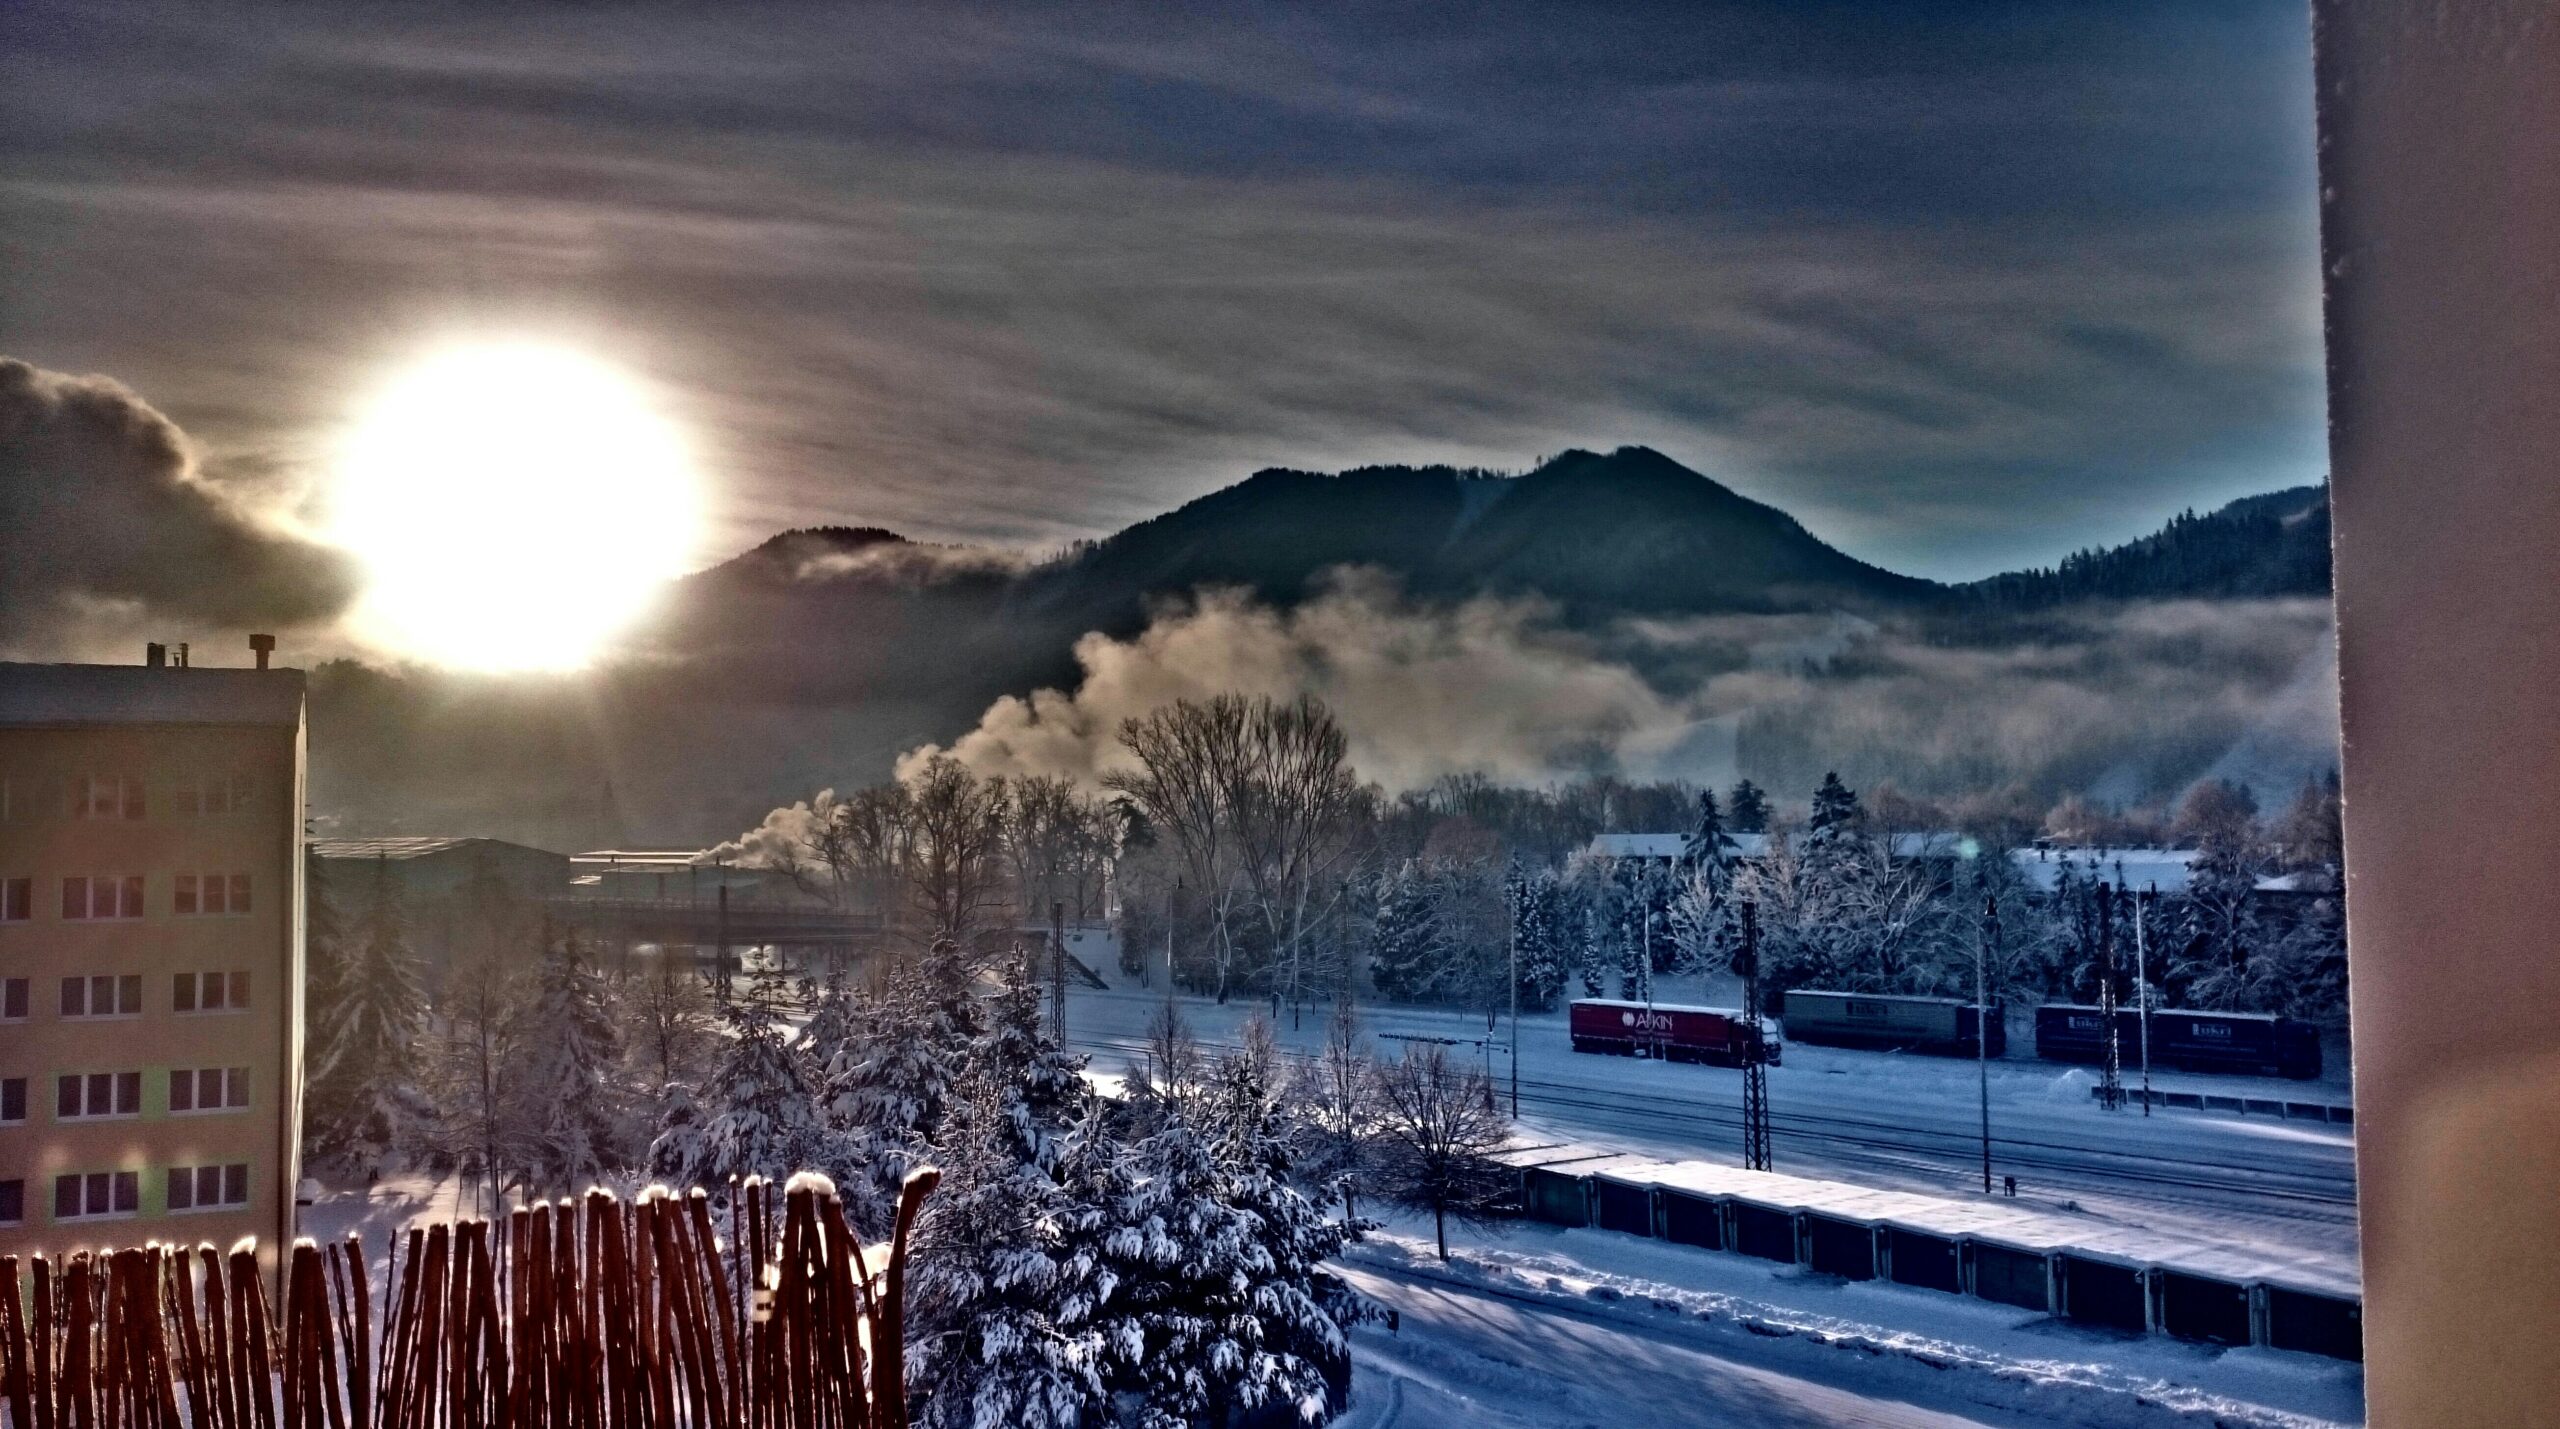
[[0, 357, 358, 655], [0, 2, 2325, 582]]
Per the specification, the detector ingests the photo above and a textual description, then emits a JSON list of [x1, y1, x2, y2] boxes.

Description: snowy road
[[1062, 987, 2360, 1261], [1338, 1261, 2039, 1429]]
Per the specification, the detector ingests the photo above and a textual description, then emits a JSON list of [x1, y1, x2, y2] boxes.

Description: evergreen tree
[[503, 928, 628, 1197], [1808, 772, 1862, 846], [1681, 789, 1736, 871], [650, 995, 823, 1189], [306, 856, 429, 1175], [1097, 1119, 1351, 1428], [1511, 867, 1569, 1011], [907, 1001, 1112, 1429], [1726, 779, 1771, 835], [1367, 861, 1446, 1003]]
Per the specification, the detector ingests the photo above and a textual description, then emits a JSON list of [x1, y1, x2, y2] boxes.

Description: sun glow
[[329, 342, 704, 671]]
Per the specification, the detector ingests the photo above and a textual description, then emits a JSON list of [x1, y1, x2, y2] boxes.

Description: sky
[[0, 0, 2326, 587]]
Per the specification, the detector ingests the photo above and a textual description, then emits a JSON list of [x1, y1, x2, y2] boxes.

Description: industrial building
[[0, 645, 306, 1269]]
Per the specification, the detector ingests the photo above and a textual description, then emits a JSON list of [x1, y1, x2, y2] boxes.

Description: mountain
[[1965, 483, 2330, 609], [1027, 446, 1937, 623], [305, 447, 2336, 847]]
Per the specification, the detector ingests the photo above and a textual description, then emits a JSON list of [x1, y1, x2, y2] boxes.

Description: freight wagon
[[1781, 990, 2006, 1058], [2033, 1004, 2322, 1080], [1568, 998, 1778, 1066]]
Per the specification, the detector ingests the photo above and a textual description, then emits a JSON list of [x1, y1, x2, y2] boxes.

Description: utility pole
[[1978, 895, 1997, 1193], [2095, 882, 2124, 1112], [2135, 884, 2154, 1116], [1049, 899, 1068, 1042], [1738, 900, 1772, 1171]]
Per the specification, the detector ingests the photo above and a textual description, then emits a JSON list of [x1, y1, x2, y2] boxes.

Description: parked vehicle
[[2034, 1004, 2322, 1080], [1567, 998, 1779, 1066], [1782, 989, 2005, 1058]]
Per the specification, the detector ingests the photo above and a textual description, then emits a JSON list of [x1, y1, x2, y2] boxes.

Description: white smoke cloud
[[899, 573, 2340, 802]]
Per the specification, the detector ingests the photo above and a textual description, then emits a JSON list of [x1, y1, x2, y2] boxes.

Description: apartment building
[[0, 646, 305, 1269]]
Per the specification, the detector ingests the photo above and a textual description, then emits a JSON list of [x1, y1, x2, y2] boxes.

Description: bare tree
[[1111, 694, 1363, 1006], [1006, 773, 1116, 923], [903, 754, 1011, 945], [1288, 999, 1383, 1220], [1127, 994, 1207, 1123], [1374, 1043, 1512, 1259], [1228, 695, 1364, 1021], [1109, 697, 1252, 999], [625, 948, 718, 1093]]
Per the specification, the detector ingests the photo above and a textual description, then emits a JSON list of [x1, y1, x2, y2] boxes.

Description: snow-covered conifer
[[306, 856, 430, 1175], [504, 928, 630, 1196]]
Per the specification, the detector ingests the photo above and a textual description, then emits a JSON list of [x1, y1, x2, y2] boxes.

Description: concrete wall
[[2316, 5, 2560, 1420]]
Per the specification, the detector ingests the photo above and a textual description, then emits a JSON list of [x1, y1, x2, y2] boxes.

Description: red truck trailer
[[1567, 998, 1778, 1066]]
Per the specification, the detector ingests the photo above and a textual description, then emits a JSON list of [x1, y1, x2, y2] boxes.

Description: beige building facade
[[0, 656, 305, 1268]]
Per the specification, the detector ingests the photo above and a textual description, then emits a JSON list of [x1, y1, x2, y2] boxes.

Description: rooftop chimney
[[249, 633, 275, 670], [146, 642, 166, 669]]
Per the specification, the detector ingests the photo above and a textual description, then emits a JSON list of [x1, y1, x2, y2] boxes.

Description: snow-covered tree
[[1097, 1117, 1352, 1428], [1287, 999, 1382, 1221], [650, 994, 824, 1190], [906, 1034, 1114, 1429], [1509, 865, 1569, 1011], [306, 855, 429, 1176], [1366, 860, 1445, 1003], [503, 928, 629, 1197]]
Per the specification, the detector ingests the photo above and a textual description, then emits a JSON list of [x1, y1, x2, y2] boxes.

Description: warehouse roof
[[312, 836, 565, 862], [0, 662, 304, 728]]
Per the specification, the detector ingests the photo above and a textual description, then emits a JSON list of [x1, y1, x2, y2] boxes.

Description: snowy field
[[1336, 1214, 2362, 1429], [1061, 986, 2360, 1265]]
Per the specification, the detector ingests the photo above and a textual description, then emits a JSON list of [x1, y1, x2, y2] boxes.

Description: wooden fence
[[0, 1169, 936, 1429]]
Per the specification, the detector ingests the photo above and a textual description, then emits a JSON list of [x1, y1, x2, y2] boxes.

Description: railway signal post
[[1979, 894, 1998, 1194], [1739, 899, 1772, 1172], [2095, 882, 2125, 1112]]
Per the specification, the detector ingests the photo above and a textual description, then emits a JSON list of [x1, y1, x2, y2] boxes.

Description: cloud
[[0, 357, 359, 656], [903, 574, 2338, 803], [0, 1, 2325, 581]]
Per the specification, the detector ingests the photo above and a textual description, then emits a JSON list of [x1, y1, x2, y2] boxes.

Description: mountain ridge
[[705, 446, 2329, 616]]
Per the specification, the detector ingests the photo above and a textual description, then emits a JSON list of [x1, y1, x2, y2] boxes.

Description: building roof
[[570, 848, 721, 868], [0, 662, 304, 728], [312, 836, 564, 861]]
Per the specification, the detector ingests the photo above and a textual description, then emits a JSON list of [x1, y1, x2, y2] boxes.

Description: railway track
[[1065, 1030, 2360, 1223]]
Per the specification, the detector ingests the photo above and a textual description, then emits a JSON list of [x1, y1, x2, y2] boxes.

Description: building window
[[73, 774, 144, 821], [56, 1071, 142, 1120], [173, 970, 249, 1014], [166, 1163, 250, 1213], [59, 974, 143, 1019], [169, 1066, 250, 1114], [2, 877, 28, 921], [62, 875, 145, 920], [0, 1076, 24, 1124], [174, 774, 252, 817], [54, 1170, 139, 1221], [0, 976, 25, 1021], [175, 873, 251, 917], [0, 1179, 21, 1227]]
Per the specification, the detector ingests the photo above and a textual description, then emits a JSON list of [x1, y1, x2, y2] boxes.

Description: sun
[[329, 341, 705, 671]]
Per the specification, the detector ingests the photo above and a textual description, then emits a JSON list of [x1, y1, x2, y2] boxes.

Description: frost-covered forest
[[725, 693, 2349, 1029], [302, 851, 1532, 1427]]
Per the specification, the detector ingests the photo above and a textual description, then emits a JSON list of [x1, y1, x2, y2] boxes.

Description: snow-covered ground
[[1338, 1214, 2363, 1429], [1062, 987, 2360, 1264]]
